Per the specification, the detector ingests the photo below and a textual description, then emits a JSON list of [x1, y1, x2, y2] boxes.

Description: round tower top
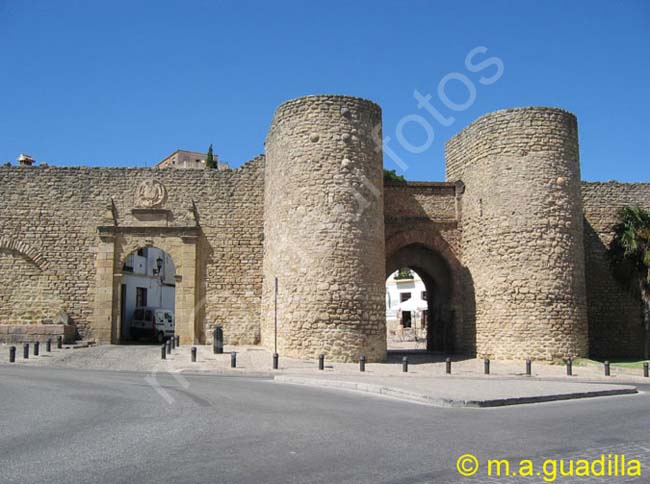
[[271, 94, 381, 119], [447, 106, 577, 148]]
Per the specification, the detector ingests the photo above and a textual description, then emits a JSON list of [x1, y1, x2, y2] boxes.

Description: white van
[[129, 307, 175, 343]]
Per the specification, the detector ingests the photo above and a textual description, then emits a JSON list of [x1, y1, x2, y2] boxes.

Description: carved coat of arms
[[135, 179, 167, 208]]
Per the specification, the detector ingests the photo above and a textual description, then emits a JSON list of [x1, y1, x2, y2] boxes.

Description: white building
[[120, 247, 176, 338], [17, 153, 35, 166], [385, 269, 428, 342]]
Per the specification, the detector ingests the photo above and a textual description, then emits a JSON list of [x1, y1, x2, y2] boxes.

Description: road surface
[[0, 365, 648, 483]]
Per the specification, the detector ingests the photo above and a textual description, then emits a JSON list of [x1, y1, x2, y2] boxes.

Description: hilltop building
[[156, 149, 229, 171]]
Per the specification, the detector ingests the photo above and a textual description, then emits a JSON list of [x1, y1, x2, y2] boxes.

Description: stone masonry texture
[[0, 160, 265, 346], [582, 182, 650, 358], [262, 96, 386, 362], [1, 95, 649, 360], [446, 107, 589, 360]]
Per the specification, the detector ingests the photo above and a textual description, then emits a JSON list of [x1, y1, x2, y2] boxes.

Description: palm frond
[[609, 205, 650, 285]]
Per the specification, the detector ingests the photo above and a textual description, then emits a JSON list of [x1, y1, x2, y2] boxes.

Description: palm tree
[[609, 205, 650, 359]]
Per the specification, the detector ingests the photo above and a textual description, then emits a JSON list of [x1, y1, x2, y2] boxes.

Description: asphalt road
[[0, 366, 648, 484]]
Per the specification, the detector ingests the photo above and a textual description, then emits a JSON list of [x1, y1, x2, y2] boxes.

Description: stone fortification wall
[[446, 107, 588, 360], [262, 95, 386, 362]]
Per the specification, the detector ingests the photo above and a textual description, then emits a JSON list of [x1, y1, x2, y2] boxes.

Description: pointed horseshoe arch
[[385, 229, 466, 353]]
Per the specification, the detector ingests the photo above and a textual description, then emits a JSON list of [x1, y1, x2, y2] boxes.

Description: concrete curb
[[273, 376, 639, 408]]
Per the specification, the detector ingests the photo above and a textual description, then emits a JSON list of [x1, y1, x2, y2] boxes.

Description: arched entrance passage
[[386, 244, 454, 352], [119, 247, 176, 342], [94, 227, 203, 345]]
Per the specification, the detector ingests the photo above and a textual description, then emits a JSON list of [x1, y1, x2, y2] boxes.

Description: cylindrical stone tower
[[446, 107, 588, 360], [262, 95, 386, 362]]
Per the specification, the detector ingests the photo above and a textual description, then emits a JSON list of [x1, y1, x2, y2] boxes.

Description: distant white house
[[385, 269, 428, 341], [120, 247, 175, 338], [17, 153, 35, 166]]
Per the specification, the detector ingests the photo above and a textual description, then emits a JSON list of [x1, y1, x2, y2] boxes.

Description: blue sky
[[1, 0, 648, 181]]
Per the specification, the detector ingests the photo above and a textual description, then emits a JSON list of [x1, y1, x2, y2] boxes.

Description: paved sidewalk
[[0, 343, 643, 407], [274, 375, 637, 407], [4, 343, 647, 380]]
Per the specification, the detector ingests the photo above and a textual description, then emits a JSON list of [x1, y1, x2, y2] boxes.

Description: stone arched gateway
[[94, 227, 204, 345], [92, 178, 206, 345], [385, 228, 468, 353]]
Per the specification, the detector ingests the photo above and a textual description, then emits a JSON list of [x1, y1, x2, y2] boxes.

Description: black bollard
[[566, 358, 573, 376], [273, 353, 279, 370], [161, 344, 166, 360], [402, 356, 408, 373], [359, 355, 366, 372], [175, 335, 180, 347], [57, 336, 63, 349], [213, 326, 224, 354], [23, 343, 29, 359], [318, 354, 325, 370], [644, 362, 649, 378], [9, 346, 16, 363], [171, 335, 175, 351], [191, 347, 197, 363], [34, 341, 40, 356], [526, 359, 532, 376], [484, 358, 490, 375], [445, 357, 452, 374], [46, 338, 51, 352], [604, 361, 610, 376], [166, 340, 172, 355], [231, 352, 237, 368]]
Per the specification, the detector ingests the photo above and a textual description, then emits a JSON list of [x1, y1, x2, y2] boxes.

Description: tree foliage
[[383, 169, 406, 182], [609, 205, 650, 358], [206, 144, 217, 169], [609, 206, 650, 282], [395, 267, 414, 280]]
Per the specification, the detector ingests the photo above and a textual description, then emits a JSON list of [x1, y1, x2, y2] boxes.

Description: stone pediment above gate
[[99, 178, 200, 229]]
